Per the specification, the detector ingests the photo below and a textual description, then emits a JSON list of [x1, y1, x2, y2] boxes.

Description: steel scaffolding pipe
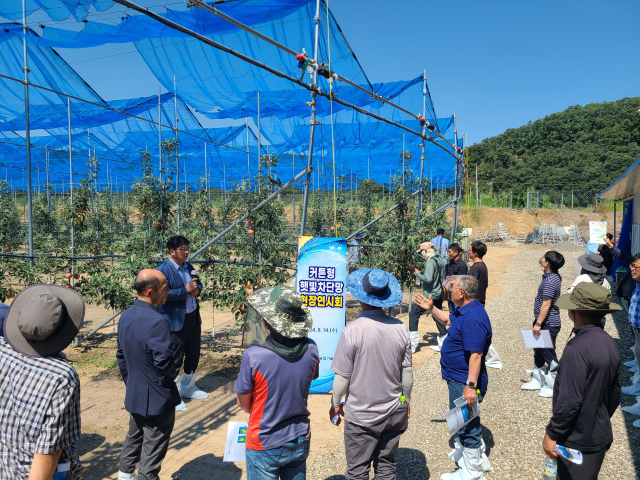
[[188, 167, 311, 261], [110, 0, 441, 147]]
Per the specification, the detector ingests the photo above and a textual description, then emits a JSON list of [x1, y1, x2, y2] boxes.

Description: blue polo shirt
[[440, 300, 493, 391]]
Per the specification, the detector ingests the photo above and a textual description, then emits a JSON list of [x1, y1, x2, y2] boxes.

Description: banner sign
[[589, 221, 607, 244], [297, 236, 347, 393]]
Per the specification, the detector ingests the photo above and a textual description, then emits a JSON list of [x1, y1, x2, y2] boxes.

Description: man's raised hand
[[414, 293, 433, 311]]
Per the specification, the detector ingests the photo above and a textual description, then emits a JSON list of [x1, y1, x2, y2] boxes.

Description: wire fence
[[464, 186, 615, 213]]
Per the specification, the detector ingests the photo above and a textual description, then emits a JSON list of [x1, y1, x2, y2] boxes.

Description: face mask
[[421, 249, 435, 261]]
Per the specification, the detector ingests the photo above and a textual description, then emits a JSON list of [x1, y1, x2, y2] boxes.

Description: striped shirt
[[534, 272, 562, 328], [169, 258, 197, 314], [0, 338, 83, 479]]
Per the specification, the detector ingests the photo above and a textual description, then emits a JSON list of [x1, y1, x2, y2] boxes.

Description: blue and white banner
[[297, 236, 347, 393]]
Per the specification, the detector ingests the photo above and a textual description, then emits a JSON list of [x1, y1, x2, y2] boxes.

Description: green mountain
[[467, 97, 640, 199]]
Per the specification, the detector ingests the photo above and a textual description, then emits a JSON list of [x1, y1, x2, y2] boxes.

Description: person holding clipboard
[[522, 250, 565, 397]]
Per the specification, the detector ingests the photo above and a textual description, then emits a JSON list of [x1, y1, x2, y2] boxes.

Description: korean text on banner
[[589, 221, 607, 244], [297, 236, 347, 393]]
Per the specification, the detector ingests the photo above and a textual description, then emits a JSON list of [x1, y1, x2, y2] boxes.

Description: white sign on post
[[589, 221, 607, 245]]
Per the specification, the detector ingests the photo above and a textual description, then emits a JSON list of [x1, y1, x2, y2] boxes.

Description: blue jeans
[[447, 380, 485, 449], [245, 435, 310, 480], [52, 471, 71, 480]]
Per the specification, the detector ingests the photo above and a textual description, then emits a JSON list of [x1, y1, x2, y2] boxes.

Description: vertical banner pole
[[22, 0, 34, 267], [68, 98, 75, 286], [299, 0, 322, 236], [416, 69, 427, 229]]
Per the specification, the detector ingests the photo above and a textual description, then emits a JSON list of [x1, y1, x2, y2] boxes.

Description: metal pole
[[614, 202, 617, 244], [174, 76, 180, 233], [257, 91, 261, 194], [68, 98, 75, 286], [430, 170, 433, 211], [346, 190, 421, 241], [246, 118, 250, 184], [475, 164, 478, 205], [416, 69, 426, 229], [292, 151, 296, 229], [158, 88, 163, 248], [205, 143, 210, 203], [299, 0, 321, 236], [46, 147, 50, 214], [189, 167, 310, 261], [402, 133, 405, 188], [451, 115, 459, 240], [22, 0, 34, 267]]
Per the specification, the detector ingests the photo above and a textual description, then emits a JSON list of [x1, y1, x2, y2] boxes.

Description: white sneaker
[[410, 331, 420, 353], [178, 371, 209, 400], [430, 334, 447, 351], [118, 472, 138, 480], [522, 365, 545, 390], [440, 447, 485, 480], [176, 400, 188, 412]]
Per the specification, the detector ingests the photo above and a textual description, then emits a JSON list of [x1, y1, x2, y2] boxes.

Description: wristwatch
[[466, 381, 477, 389], [535, 322, 542, 327]]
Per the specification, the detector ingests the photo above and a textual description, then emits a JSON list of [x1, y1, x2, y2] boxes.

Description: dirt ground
[[1, 244, 518, 479], [453, 206, 621, 242]]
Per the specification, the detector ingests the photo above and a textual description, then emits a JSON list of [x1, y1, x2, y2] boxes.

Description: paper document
[[589, 221, 607, 244], [223, 421, 249, 462], [521, 329, 554, 349], [555, 446, 583, 465], [445, 401, 480, 435]]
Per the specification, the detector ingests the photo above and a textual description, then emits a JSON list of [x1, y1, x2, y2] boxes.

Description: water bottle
[[543, 457, 557, 479], [331, 400, 345, 425]]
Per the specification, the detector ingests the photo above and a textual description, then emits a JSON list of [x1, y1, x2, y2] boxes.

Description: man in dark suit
[[117, 269, 180, 480], [156, 235, 207, 412]]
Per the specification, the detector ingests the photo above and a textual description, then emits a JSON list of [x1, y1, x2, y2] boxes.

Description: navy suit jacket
[[116, 300, 180, 416], [157, 259, 203, 332]]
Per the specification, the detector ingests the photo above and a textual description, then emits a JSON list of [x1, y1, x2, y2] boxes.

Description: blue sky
[[27, 0, 640, 145]]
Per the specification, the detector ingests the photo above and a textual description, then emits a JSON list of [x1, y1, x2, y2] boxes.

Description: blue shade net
[[0, 0, 458, 191]]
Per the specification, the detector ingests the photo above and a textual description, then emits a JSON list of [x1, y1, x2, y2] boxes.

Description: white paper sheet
[[589, 221, 607, 244], [445, 401, 480, 435], [521, 329, 554, 349], [223, 421, 249, 462]]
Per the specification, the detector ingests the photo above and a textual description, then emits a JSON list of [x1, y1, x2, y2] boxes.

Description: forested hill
[[467, 97, 640, 197]]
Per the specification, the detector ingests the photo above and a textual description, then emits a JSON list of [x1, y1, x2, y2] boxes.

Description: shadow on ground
[[170, 453, 242, 479], [320, 448, 430, 480]]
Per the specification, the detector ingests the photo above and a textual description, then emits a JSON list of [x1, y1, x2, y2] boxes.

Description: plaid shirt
[[0, 338, 83, 479], [629, 283, 640, 329]]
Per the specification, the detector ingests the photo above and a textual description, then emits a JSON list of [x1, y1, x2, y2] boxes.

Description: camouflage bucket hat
[[247, 285, 313, 339]]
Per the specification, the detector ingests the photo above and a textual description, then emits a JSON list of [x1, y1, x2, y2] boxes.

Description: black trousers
[[171, 309, 201, 375], [558, 447, 608, 480], [119, 410, 176, 480], [533, 323, 560, 368], [409, 298, 446, 336]]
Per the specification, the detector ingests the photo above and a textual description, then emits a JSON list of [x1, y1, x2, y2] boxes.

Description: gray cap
[[4, 285, 85, 357], [248, 285, 312, 339]]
